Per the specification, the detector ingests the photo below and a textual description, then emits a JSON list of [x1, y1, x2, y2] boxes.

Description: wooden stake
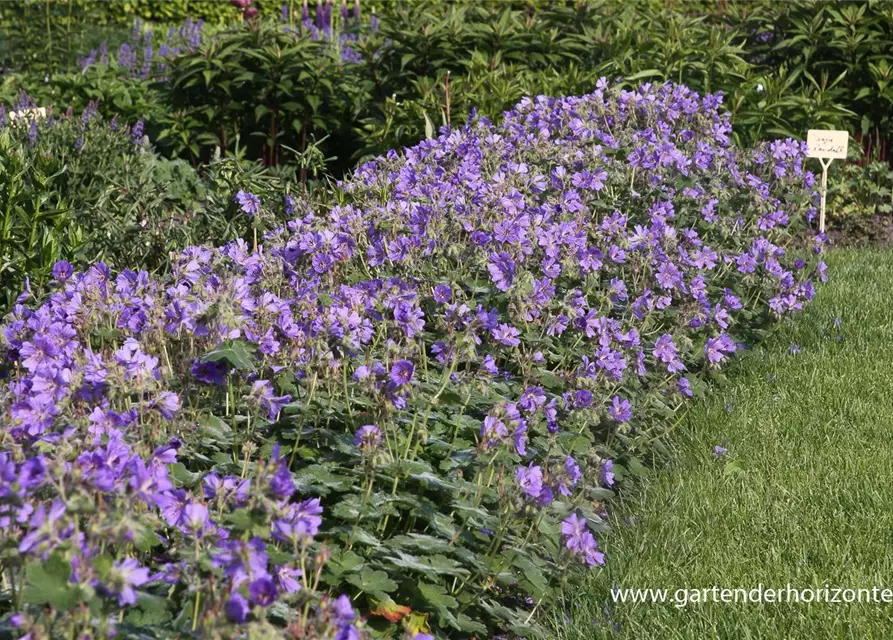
[[818, 157, 831, 234]]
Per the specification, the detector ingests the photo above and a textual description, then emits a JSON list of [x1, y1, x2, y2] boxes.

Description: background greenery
[[1, 0, 890, 319], [4, 1, 893, 176], [0, 107, 305, 309], [3, 0, 892, 309]]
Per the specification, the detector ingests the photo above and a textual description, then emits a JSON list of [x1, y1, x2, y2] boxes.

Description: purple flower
[[482, 354, 499, 376], [225, 592, 250, 623], [513, 421, 528, 456], [334, 594, 355, 623], [600, 459, 615, 487], [515, 463, 544, 500], [713, 445, 728, 458], [272, 498, 323, 544], [394, 302, 425, 337], [492, 323, 520, 347], [561, 512, 586, 539], [354, 424, 382, 452], [152, 391, 180, 419], [481, 415, 508, 447], [236, 190, 261, 215], [705, 333, 737, 364], [180, 502, 210, 534], [192, 359, 227, 385], [653, 334, 685, 373], [518, 386, 546, 413], [574, 389, 592, 408], [558, 455, 582, 496], [268, 445, 296, 499], [248, 576, 277, 607], [276, 565, 302, 593], [109, 558, 152, 606], [561, 513, 605, 566], [51, 260, 73, 282], [433, 284, 452, 303], [390, 360, 415, 386], [18, 456, 46, 490], [203, 472, 250, 505], [487, 252, 516, 291], [250, 380, 292, 421], [609, 396, 632, 423], [131, 119, 144, 143]]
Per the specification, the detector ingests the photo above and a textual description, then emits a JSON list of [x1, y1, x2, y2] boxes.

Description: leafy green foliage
[[0, 107, 302, 309], [6, 1, 893, 225]]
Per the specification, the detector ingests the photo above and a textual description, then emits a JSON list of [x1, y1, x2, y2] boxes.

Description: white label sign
[[807, 129, 849, 160]]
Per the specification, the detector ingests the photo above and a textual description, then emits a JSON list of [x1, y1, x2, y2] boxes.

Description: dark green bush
[[159, 19, 367, 174]]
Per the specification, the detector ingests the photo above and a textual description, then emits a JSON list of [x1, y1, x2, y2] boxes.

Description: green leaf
[[346, 568, 398, 594], [384, 551, 469, 577], [200, 339, 255, 371], [327, 549, 365, 578], [292, 464, 354, 494], [23, 553, 80, 610], [418, 582, 458, 609], [512, 554, 549, 596], [169, 462, 202, 487], [723, 459, 745, 477], [125, 593, 172, 626], [225, 507, 270, 536], [198, 414, 233, 447]]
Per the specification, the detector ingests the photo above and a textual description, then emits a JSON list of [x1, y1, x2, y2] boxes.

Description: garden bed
[[826, 214, 893, 248], [0, 82, 824, 638]]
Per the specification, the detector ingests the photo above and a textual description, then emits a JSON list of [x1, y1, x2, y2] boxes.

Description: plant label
[[806, 129, 848, 159], [806, 130, 848, 233]]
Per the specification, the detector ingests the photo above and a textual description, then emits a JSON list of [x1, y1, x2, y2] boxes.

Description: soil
[[826, 214, 893, 248]]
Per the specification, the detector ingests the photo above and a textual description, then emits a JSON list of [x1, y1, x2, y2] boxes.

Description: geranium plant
[[0, 82, 824, 638]]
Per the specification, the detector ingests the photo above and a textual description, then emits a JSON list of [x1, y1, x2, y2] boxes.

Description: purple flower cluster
[[288, 0, 370, 64], [0, 261, 362, 635], [0, 81, 823, 635], [561, 513, 606, 566], [80, 18, 204, 79]]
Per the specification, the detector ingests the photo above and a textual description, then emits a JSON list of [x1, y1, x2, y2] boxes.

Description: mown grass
[[555, 249, 893, 639]]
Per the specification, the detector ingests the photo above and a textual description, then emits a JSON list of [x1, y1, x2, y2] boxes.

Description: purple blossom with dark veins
[[236, 190, 261, 216], [389, 360, 414, 386]]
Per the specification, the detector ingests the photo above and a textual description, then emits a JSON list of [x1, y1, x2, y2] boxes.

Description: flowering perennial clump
[[79, 18, 205, 79], [0, 82, 824, 638], [78, 1, 373, 80]]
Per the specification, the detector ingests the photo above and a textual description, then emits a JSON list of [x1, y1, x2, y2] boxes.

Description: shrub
[[0, 83, 824, 638], [157, 9, 370, 170], [827, 159, 893, 220], [0, 101, 297, 310], [0, 101, 153, 308], [0, 65, 166, 130]]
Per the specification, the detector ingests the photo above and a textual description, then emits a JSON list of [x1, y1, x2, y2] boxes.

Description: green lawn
[[555, 249, 893, 639]]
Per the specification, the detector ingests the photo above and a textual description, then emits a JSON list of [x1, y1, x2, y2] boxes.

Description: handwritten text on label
[[807, 129, 849, 160]]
